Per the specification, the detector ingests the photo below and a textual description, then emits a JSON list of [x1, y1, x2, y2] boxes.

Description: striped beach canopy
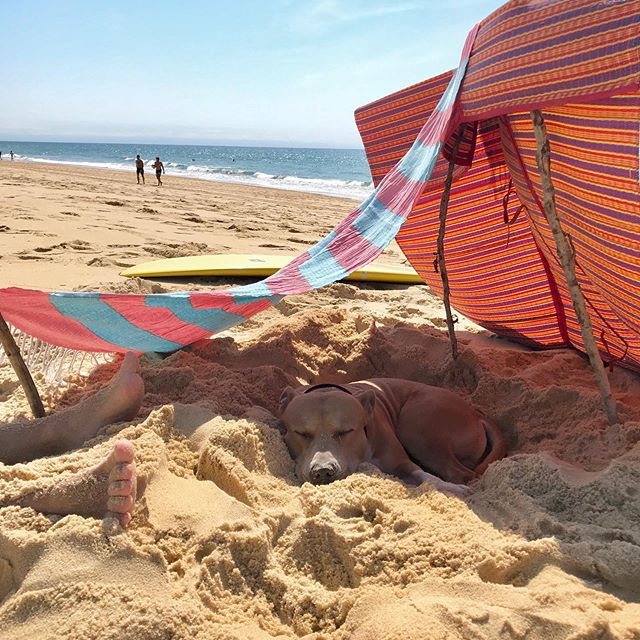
[[356, 0, 640, 371], [0, 0, 638, 372]]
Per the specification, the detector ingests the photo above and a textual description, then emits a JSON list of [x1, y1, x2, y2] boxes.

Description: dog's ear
[[358, 389, 376, 418], [278, 386, 297, 415]]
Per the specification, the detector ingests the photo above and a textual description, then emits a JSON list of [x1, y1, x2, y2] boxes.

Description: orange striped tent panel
[[355, 0, 640, 371], [461, 0, 640, 117]]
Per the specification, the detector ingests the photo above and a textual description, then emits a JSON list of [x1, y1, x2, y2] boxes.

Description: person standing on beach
[[135, 154, 145, 184], [152, 156, 165, 186], [10, 150, 14, 160]]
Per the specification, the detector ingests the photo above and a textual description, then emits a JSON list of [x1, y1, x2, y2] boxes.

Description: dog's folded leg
[[407, 469, 471, 498], [387, 458, 471, 497], [380, 458, 471, 498]]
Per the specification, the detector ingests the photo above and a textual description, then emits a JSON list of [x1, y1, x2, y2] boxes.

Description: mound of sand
[[1, 307, 639, 639]]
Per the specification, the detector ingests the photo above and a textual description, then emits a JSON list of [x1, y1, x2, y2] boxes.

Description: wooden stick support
[[0, 312, 46, 418], [531, 109, 619, 426], [437, 125, 464, 360]]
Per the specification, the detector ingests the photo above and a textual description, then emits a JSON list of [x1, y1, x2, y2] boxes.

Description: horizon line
[[0, 137, 364, 152]]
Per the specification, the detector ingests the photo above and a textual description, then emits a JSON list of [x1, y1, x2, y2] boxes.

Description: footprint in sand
[[31, 240, 94, 254], [183, 214, 205, 223], [104, 200, 126, 207], [67, 240, 93, 251], [86, 256, 134, 268], [60, 210, 80, 217], [143, 242, 209, 258], [87, 246, 138, 260]]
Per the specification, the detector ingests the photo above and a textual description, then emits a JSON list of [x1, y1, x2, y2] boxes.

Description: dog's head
[[279, 383, 375, 485]]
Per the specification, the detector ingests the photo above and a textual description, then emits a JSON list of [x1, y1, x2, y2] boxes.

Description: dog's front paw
[[438, 481, 471, 498], [409, 470, 471, 497]]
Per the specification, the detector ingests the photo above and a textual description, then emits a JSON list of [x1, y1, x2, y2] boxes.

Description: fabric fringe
[[0, 324, 115, 385]]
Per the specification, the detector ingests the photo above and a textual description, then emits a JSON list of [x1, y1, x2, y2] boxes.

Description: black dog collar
[[303, 383, 353, 395]]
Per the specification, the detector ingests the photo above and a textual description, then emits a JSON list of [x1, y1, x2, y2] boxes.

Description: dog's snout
[[308, 451, 340, 484], [310, 463, 338, 484]]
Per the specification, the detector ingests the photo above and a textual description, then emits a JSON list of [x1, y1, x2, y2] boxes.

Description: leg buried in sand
[[0, 353, 145, 527]]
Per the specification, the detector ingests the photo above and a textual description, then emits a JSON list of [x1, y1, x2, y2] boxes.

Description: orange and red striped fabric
[[355, 0, 640, 370]]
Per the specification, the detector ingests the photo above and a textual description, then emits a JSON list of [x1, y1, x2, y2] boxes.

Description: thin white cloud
[[290, 0, 419, 34]]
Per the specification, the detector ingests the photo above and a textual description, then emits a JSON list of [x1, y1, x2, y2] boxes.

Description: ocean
[[0, 141, 374, 200]]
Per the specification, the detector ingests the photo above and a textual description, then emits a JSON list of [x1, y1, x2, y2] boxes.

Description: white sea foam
[[178, 164, 371, 199], [19, 156, 134, 172], [16, 155, 373, 200]]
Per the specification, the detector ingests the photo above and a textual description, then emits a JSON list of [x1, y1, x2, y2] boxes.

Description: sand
[[0, 162, 639, 639], [0, 161, 384, 290]]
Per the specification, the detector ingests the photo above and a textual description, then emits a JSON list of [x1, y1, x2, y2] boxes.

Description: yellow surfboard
[[121, 253, 423, 284]]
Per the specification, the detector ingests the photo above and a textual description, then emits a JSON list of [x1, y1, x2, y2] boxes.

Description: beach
[[0, 161, 377, 290], [1, 161, 639, 639]]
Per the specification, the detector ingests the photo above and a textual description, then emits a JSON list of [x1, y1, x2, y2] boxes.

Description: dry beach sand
[[1, 162, 639, 638]]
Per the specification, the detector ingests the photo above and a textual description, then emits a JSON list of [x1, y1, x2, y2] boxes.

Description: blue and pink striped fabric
[[0, 28, 480, 354]]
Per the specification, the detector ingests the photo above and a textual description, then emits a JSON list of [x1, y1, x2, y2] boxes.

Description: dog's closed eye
[[333, 429, 354, 439], [294, 431, 312, 439]]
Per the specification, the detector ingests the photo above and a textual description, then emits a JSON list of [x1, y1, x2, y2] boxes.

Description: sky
[[0, 0, 505, 148]]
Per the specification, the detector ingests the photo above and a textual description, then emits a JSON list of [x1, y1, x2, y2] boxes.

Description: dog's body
[[279, 378, 506, 496]]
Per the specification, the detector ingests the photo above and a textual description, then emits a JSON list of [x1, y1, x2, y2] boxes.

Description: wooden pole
[[437, 125, 464, 360], [0, 313, 45, 418], [531, 109, 619, 426]]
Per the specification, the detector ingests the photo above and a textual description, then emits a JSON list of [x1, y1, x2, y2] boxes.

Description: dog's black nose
[[310, 464, 338, 484]]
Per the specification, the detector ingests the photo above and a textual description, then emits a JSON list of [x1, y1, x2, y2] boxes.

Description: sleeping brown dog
[[279, 378, 506, 497]]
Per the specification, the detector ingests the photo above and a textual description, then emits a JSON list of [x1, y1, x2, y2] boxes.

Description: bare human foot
[[100, 438, 139, 527], [61, 352, 144, 450], [13, 439, 141, 527], [0, 352, 144, 466]]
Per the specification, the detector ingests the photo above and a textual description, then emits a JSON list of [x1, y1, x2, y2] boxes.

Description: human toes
[[115, 511, 132, 528], [112, 439, 135, 464], [107, 461, 136, 510], [108, 478, 134, 497], [105, 440, 137, 527], [110, 461, 135, 482], [105, 502, 133, 528], [107, 494, 135, 514]]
